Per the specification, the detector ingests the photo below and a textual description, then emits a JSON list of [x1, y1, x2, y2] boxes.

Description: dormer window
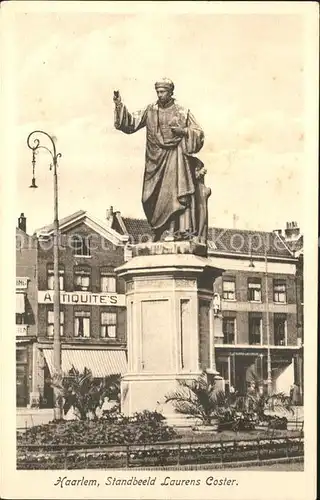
[[71, 235, 91, 257]]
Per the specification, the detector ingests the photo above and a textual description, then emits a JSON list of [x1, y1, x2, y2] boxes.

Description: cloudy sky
[[7, 5, 308, 234]]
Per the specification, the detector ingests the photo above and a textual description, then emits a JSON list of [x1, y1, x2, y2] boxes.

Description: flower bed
[[17, 412, 177, 448]]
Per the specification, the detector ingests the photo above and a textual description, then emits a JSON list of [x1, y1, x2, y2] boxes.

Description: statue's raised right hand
[[113, 90, 121, 105]]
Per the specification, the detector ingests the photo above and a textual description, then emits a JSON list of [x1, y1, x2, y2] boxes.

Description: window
[[71, 235, 91, 257], [101, 312, 117, 338], [273, 279, 287, 303], [100, 268, 116, 292], [248, 278, 262, 302], [222, 280, 236, 300], [16, 348, 28, 364], [47, 310, 64, 337], [74, 310, 90, 337], [274, 314, 287, 346], [249, 314, 262, 345], [47, 264, 65, 290], [74, 266, 91, 291], [222, 317, 236, 344], [16, 313, 26, 325]]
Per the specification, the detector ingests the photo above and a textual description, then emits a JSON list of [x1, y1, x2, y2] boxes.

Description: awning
[[42, 349, 127, 377], [16, 293, 25, 314]]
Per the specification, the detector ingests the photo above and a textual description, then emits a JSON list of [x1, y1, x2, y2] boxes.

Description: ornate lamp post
[[27, 130, 63, 420], [264, 239, 272, 396]]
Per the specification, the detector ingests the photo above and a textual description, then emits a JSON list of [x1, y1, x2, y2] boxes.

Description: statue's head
[[155, 78, 174, 106]]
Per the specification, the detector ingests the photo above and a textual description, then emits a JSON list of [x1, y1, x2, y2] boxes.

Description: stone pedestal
[[116, 242, 224, 421]]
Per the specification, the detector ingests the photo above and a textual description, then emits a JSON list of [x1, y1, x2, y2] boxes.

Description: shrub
[[51, 366, 121, 420], [164, 371, 229, 425]]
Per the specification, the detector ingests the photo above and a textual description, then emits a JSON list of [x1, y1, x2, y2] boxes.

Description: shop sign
[[38, 291, 126, 307], [16, 277, 29, 290], [16, 325, 28, 336]]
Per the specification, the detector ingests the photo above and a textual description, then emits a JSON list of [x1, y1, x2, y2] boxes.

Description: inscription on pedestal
[[175, 279, 197, 288], [135, 279, 171, 290], [132, 240, 207, 257]]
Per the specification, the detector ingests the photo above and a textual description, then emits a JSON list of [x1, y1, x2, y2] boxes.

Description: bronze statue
[[114, 79, 211, 244]]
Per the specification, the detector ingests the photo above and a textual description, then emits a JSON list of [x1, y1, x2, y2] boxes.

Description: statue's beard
[[158, 97, 174, 108]]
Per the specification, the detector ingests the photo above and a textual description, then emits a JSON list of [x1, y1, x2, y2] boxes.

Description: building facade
[[16, 214, 38, 407], [16, 210, 128, 407]]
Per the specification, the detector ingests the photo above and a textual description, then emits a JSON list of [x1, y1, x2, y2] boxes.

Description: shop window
[[16, 348, 28, 364], [100, 312, 117, 338], [74, 265, 91, 291], [222, 317, 236, 344], [247, 278, 262, 302], [222, 279, 236, 300], [100, 268, 116, 292], [249, 314, 262, 345], [74, 310, 91, 337], [274, 314, 287, 346], [71, 235, 91, 257], [273, 279, 287, 303], [47, 264, 65, 290], [47, 310, 64, 337]]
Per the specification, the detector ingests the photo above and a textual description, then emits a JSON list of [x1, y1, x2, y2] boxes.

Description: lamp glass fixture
[[29, 177, 38, 189]]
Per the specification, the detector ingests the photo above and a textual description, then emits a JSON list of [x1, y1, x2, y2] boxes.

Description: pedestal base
[[116, 248, 225, 422], [121, 372, 203, 419]]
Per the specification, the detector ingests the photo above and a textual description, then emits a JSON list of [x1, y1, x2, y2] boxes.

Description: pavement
[[17, 405, 304, 430], [17, 408, 55, 429]]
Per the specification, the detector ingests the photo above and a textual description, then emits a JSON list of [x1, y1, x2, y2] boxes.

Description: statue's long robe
[[114, 100, 204, 236]]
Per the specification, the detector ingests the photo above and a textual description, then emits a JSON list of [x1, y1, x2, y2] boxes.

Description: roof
[[207, 227, 294, 258], [34, 210, 86, 235], [34, 209, 128, 246], [284, 235, 304, 255], [115, 216, 295, 259], [34, 210, 297, 260], [120, 217, 153, 242]]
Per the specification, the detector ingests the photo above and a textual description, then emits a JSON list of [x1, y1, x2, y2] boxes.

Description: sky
[[9, 8, 307, 234]]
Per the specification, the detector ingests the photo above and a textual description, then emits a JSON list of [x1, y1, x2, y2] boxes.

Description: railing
[[17, 434, 304, 470]]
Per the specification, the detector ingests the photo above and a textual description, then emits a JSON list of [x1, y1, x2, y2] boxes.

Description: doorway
[[16, 364, 28, 407]]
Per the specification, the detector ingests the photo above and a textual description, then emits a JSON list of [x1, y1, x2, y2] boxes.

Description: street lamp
[[27, 130, 63, 420], [264, 238, 272, 396]]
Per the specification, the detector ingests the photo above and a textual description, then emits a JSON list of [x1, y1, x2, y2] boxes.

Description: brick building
[[16, 210, 128, 407]]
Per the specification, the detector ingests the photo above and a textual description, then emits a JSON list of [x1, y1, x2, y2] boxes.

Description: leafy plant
[[164, 371, 229, 425]]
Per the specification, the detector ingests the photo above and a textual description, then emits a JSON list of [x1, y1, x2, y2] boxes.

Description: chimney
[[284, 221, 300, 241], [105, 206, 114, 227], [18, 213, 26, 233]]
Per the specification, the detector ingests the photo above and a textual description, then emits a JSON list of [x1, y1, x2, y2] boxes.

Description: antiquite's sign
[[38, 291, 125, 306]]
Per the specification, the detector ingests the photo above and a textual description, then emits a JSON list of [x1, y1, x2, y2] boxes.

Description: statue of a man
[[114, 78, 211, 243]]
